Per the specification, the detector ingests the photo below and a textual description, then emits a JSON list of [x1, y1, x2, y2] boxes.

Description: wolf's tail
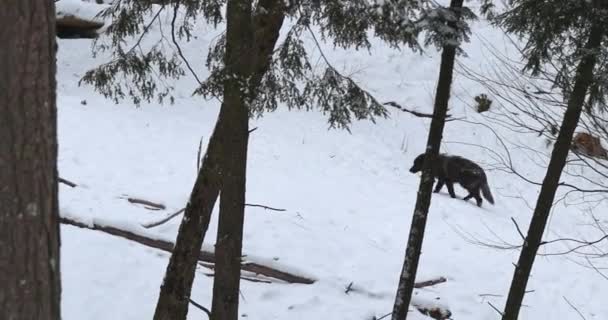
[[481, 180, 495, 205]]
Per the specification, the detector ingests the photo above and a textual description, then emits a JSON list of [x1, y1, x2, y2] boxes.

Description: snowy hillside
[[57, 3, 608, 320]]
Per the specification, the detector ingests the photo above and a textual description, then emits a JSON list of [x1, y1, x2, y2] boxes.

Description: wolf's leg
[[474, 193, 483, 207], [463, 193, 474, 201], [433, 179, 445, 193], [446, 181, 457, 198], [469, 188, 483, 207]]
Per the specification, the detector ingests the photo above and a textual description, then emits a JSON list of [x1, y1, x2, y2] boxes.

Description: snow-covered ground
[[57, 3, 608, 320]]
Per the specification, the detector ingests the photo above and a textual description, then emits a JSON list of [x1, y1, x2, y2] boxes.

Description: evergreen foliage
[[495, 0, 608, 112], [81, 0, 480, 129]]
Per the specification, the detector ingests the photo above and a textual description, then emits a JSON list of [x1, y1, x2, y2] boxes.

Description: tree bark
[[0, 1, 61, 319], [152, 96, 223, 320], [210, 0, 253, 311], [210, 1, 285, 320], [154, 1, 285, 319], [501, 23, 605, 320], [391, 1, 463, 319]]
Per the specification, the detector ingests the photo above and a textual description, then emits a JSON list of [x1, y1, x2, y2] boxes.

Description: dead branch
[[414, 276, 447, 288], [200, 271, 273, 284], [383, 101, 453, 120], [188, 299, 211, 318], [125, 197, 166, 210], [487, 302, 504, 316], [563, 296, 587, 320], [143, 202, 286, 229], [245, 203, 287, 212], [142, 207, 186, 229], [60, 216, 315, 284], [58, 177, 77, 188], [510, 217, 526, 241], [344, 281, 354, 294], [239, 262, 314, 284], [375, 312, 392, 320]]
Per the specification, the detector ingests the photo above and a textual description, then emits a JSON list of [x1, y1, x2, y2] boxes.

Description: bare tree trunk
[[391, 1, 463, 319], [154, 1, 285, 319], [0, 1, 60, 319], [211, 1, 285, 319], [209, 1, 254, 319], [501, 23, 605, 320], [153, 101, 223, 320]]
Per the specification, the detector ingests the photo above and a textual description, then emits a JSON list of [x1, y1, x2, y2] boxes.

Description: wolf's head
[[409, 153, 426, 174]]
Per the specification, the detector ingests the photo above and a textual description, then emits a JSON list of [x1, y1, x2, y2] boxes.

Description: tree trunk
[[209, 1, 254, 319], [0, 1, 61, 319], [154, 1, 285, 319], [501, 23, 605, 320], [152, 99, 223, 320], [210, 1, 285, 320], [391, 1, 463, 319]]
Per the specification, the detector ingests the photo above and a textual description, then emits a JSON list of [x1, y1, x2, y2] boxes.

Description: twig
[[585, 256, 608, 280], [563, 296, 587, 320], [245, 203, 286, 212], [487, 302, 504, 316], [142, 207, 186, 229], [125, 197, 166, 210], [511, 217, 526, 241], [58, 177, 77, 188], [375, 312, 392, 320], [143, 203, 287, 228], [144, 206, 163, 211], [383, 101, 453, 120], [249, 127, 258, 134], [170, 0, 203, 86], [200, 272, 273, 284], [344, 281, 354, 294], [413, 276, 447, 288], [188, 298, 211, 318]]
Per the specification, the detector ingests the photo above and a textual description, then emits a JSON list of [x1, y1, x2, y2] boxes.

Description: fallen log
[[60, 216, 315, 284], [414, 276, 447, 288], [56, 14, 104, 39]]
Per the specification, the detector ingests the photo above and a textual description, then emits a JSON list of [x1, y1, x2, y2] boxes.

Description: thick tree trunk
[[501, 23, 605, 320], [0, 1, 60, 319], [154, 1, 285, 319], [210, 1, 285, 320], [210, 1, 254, 319], [391, 1, 463, 319]]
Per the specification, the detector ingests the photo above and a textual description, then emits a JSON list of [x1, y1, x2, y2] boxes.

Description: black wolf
[[409, 153, 494, 207]]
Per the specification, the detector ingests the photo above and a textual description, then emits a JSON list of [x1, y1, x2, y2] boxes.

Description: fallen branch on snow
[[414, 276, 447, 288], [124, 197, 166, 210], [60, 215, 315, 284], [142, 208, 186, 229], [142, 203, 287, 229], [343, 277, 448, 301], [245, 203, 286, 212], [383, 101, 454, 121]]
